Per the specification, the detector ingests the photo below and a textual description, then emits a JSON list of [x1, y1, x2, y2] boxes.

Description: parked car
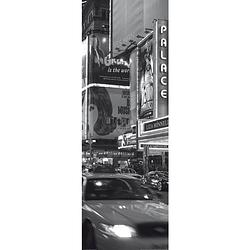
[[82, 174, 168, 250], [118, 168, 143, 180], [142, 171, 168, 191]]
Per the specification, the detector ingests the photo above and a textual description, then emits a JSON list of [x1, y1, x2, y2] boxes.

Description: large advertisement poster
[[138, 36, 154, 119], [88, 33, 129, 86], [129, 49, 138, 125], [87, 87, 130, 139]]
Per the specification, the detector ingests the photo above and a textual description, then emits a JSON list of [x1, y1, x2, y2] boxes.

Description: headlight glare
[[100, 224, 137, 238]]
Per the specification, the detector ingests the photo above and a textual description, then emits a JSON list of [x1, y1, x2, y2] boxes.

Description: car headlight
[[99, 224, 137, 238]]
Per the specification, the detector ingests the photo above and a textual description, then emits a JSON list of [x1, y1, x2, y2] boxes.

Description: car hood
[[85, 200, 168, 225]]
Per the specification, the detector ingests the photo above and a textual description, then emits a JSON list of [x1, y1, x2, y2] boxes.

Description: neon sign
[[154, 19, 168, 118]]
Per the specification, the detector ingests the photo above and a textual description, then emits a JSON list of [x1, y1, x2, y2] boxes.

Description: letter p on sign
[[161, 25, 167, 34]]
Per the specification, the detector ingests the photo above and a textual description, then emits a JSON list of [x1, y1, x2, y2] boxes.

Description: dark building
[[82, 0, 109, 40], [82, 0, 132, 166]]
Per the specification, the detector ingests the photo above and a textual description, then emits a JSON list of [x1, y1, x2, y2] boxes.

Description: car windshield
[[85, 178, 154, 201]]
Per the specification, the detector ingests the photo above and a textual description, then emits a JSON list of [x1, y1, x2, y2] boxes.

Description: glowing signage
[[144, 117, 168, 132], [154, 19, 168, 118], [118, 133, 136, 149], [159, 24, 168, 99]]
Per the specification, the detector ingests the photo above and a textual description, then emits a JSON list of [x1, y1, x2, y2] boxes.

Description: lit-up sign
[[141, 144, 168, 149], [104, 57, 129, 67], [154, 19, 168, 118], [118, 133, 136, 149], [138, 36, 154, 119], [159, 24, 168, 99], [82, 150, 135, 158], [144, 117, 168, 132], [139, 143, 168, 151], [88, 33, 129, 86]]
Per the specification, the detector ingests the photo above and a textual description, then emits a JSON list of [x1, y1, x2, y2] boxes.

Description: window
[[85, 178, 154, 201]]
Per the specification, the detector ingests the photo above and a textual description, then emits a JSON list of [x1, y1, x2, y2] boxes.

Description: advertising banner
[[87, 87, 130, 139], [154, 19, 168, 118], [144, 117, 168, 132], [129, 49, 138, 125], [138, 36, 154, 119], [118, 133, 137, 149], [88, 33, 129, 86]]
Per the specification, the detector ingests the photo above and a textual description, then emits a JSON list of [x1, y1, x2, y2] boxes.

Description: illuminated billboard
[[118, 133, 136, 149], [87, 87, 130, 139], [88, 33, 129, 86], [129, 49, 138, 125], [138, 36, 154, 119]]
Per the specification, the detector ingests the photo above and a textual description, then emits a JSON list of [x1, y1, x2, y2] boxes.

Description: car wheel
[[157, 181, 163, 191], [83, 221, 97, 250]]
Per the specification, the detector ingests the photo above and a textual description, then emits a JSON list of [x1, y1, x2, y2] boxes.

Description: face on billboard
[[88, 33, 130, 86], [88, 87, 130, 139], [138, 37, 154, 119]]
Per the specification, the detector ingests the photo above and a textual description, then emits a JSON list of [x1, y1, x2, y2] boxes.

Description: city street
[[82, 0, 168, 249]]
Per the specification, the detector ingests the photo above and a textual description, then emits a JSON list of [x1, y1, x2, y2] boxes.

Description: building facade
[[82, 0, 109, 41], [111, 0, 169, 173], [82, 0, 133, 166]]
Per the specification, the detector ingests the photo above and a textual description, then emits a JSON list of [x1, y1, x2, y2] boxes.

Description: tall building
[[82, 0, 133, 166], [82, 0, 109, 41], [112, 0, 169, 172]]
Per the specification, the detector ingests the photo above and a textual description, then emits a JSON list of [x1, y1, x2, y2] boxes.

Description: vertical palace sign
[[154, 19, 168, 118]]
